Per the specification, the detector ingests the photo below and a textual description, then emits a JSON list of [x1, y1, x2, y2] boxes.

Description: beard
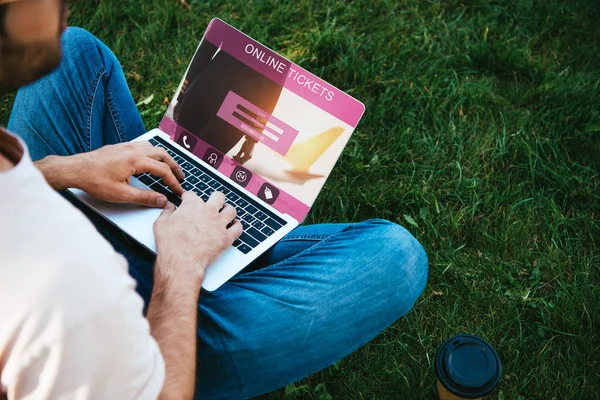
[[0, 37, 63, 93]]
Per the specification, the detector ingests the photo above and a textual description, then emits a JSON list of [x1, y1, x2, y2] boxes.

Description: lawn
[[1, 0, 599, 399]]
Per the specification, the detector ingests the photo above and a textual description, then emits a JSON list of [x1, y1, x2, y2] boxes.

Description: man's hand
[[153, 191, 242, 284], [75, 141, 185, 207], [37, 141, 185, 207], [148, 190, 241, 400]]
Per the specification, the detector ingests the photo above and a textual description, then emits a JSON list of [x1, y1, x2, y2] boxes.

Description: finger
[[139, 158, 184, 195], [121, 186, 169, 208], [181, 190, 199, 203], [147, 147, 185, 182], [228, 219, 243, 239], [138, 141, 154, 148], [219, 203, 237, 222], [207, 191, 226, 209], [156, 201, 176, 223]]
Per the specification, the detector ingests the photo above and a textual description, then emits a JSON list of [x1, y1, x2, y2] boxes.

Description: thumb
[[156, 201, 176, 223], [124, 186, 169, 208]]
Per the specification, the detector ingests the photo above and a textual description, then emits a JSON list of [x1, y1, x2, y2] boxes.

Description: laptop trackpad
[[68, 188, 161, 253], [68, 188, 251, 292]]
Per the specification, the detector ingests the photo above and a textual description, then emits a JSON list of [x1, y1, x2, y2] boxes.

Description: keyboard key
[[240, 232, 259, 247], [199, 174, 210, 183], [182, 182, 195, 191], [187, 175, 200, 185], [157, 179, 171, 189], [149, 182, 182, 206], [196, 182, 208, 191], [245, 204, 258, 215], [235, 198, 249, 209], [201, 194, 209, 202], [181, 161, 193, 170], [189, 167, 201, 176], [205, 187, 214, 196], [174, 155, 184, 164], [228, 192, 240, 202], [232, 239, 242, 247], [149, 180, 167, 191], [251, 220, 265, 230], [192, 187, 203, 196], [241, 213, 254, 223], [261, 226, 275, 237], [208, 180, 220, 189], [264, 218, 283, 231], [226, 200, 237, 208], [248, 227, 267, 242], [237, 243, 252, 254], [148, 138, 160, 146], [255, 211, 268, 221], [221, 187, 231, 195], [240, 220, 250, 231], [138, 174, 155, 186]]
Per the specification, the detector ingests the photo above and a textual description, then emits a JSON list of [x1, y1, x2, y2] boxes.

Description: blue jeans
[[8, 28, 428, 399]]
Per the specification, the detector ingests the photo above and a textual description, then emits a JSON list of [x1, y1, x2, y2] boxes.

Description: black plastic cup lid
[[435, 334, 502, 398]]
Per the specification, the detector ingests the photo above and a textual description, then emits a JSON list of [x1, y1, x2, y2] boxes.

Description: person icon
[[201, 148, 223, 168], [207, 153, 218, 165]]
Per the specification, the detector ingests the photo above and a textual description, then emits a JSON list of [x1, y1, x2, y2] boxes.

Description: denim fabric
[[8, 27, 428, 399]]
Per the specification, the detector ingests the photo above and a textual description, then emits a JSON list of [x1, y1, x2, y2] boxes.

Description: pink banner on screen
[[159, 117, 310, 221], [283, 64, 365, 128], [216, 91, 299, 156], [204, 19, 290, 86], [203, 19, 365, 128]]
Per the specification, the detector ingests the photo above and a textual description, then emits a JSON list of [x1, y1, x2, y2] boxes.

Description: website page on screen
[[159, 18, 365, 222]]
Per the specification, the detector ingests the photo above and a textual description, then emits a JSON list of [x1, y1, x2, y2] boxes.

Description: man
[[0, 0, 428, 399]]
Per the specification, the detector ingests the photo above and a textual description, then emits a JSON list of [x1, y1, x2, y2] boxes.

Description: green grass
[[2, 0, 600, 398]]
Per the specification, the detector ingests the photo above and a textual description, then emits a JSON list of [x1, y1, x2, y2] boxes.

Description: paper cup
[[435, 335, 502, 399]]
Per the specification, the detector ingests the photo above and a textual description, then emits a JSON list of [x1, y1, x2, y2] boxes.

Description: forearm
[[147, 257, 203, 400], [34, 154, 85, 190]]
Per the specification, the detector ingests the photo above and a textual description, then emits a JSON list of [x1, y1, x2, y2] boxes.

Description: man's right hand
[[153, 191, 242, 285], [150, 190, 240, 399]]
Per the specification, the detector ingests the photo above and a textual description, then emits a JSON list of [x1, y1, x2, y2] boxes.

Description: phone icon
[[176, 131, 197, 152]]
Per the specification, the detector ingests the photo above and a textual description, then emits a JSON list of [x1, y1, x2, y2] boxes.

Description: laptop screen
[[159, 18, 365, 222]]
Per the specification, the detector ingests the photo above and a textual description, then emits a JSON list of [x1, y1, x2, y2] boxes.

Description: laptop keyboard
[[135, 136, 287, 254]]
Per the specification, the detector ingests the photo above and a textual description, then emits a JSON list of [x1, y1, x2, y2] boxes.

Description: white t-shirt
[[0, 129, 165, 400]]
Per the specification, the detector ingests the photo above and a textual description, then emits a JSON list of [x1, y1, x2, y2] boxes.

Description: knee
[[60, 27, 118, 70], [362, 219, 429, 313], [62, 27, 101, 54]]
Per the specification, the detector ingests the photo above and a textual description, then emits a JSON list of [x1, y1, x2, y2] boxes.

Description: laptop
[[69, 18, 365, 291]]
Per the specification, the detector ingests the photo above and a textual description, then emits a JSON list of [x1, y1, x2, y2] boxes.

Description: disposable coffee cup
[[434, 334, 502, 399]]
